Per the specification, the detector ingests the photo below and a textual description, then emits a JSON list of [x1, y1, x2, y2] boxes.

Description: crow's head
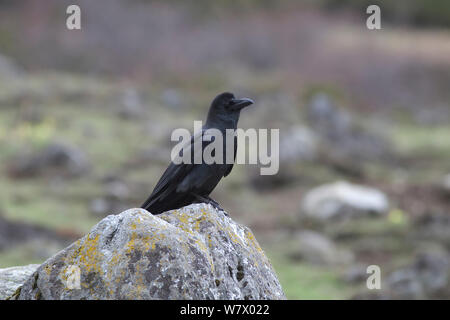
[[212, 92, 254, 112], [206, 92, 254, 127]]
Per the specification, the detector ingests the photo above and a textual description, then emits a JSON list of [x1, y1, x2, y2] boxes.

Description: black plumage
[[141, 92, 253, 215]]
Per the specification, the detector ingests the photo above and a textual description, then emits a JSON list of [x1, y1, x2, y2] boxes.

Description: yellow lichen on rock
[[77, 234, 103, 274], [13, 205, 285, 300]]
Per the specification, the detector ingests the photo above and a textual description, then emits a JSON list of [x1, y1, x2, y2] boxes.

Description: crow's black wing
[[224, 134, 237, 177], [141, 129, 211, 212], [140, 162, 187, 209]]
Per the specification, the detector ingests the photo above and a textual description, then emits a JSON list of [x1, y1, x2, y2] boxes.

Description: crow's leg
[[204, 196, 224, 210], [205, 196, 228, 216], [191, 193, 212, 205], [191, 193, 227, 215], [191, 193, 208, 204]]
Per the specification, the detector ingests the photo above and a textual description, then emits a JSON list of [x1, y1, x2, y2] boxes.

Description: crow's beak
[[230, 98, 254, 111]]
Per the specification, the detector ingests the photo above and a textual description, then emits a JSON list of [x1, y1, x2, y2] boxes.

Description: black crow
[[141, 92, 254, 215]]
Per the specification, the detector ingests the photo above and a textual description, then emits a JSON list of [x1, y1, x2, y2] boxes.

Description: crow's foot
[[191, 194, 227, 216]]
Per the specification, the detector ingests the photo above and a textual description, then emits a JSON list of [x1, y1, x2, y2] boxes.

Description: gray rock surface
[[0, 53, 22, 77], [11, 204, 285, 300], [8, 142, 90, 178], [117, 87, 144, 119], [415, 213, 450, 245], [0, 214, 73, 251], [249, 126, 317, 191], [160, 88, 184, 110], [355, 250, 450, 300], [290, 231, 353, 266], [301, 181, 389, 221], [386, 251, 450, 299], [307, 92, 390, 161], [279, 126, 318, 163], [307, 93, 352, 141], [0, 264, 39, 300]]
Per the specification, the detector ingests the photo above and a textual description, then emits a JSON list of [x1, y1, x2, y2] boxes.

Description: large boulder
[[301, 181, 389, 221], [11, 204, 285, 300], [0, 264, 39, 300]]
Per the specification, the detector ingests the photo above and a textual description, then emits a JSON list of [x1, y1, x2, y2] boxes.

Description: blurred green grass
[[266, 250, 353, 299]]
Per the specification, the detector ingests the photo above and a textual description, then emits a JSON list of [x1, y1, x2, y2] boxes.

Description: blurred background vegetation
[[1, 0, 450, 299]]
